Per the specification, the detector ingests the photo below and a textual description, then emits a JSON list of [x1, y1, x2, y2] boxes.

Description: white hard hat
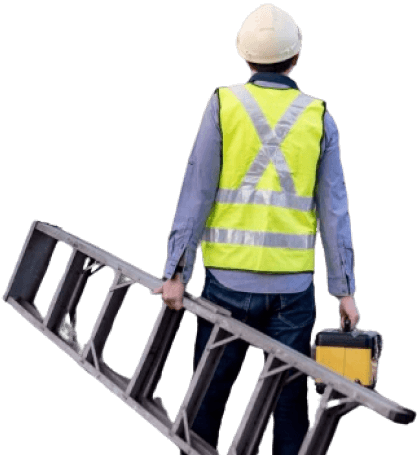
[[236, 4, 302, 64]]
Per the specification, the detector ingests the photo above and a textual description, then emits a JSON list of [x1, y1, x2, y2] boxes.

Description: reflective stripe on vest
[[201, 83, 325, 273], [214, 85, 315, 211], [203, 228, 316, 249]]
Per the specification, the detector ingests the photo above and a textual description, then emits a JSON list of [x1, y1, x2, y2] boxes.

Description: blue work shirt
[[163, 72, 355, 297]]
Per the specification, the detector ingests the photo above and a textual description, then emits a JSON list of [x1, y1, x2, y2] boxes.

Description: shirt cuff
[[164, 248, 186, 281], [327, 242, 356, 299]]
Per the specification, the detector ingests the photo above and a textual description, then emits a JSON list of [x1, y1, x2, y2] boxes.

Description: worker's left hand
[[339, 295, 360, 330], [152, 273, 185, 311]]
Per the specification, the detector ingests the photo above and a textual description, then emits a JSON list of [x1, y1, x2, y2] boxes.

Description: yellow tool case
[[313, 320, 383, 393]]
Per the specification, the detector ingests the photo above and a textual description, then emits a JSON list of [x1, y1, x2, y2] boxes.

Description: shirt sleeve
[[163, 92, 221, 285], [315, 110, 355, 296]]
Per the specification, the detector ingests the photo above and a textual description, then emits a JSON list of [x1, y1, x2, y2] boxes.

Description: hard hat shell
[[236, 4, 302, 64]]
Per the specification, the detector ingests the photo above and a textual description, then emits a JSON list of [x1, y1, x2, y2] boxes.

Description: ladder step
[[171, 324, 236, 441], [83, 272, 130, 365], [298, 386, 359, 455], [228, 354, 291, 455], [127, 303, 185, 401], [43, 249, 88, 333], [5, 223, 57, 305]]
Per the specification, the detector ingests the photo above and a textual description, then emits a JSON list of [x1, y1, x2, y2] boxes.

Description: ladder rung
[[127, 303, 185, 401], [298, 386, 359, 455], [171, 324, 234, 439], [5, 223, 57, 305], [228, 354, 290, 455], [83, 272, 129, 364], [43, 249, 87, 332]]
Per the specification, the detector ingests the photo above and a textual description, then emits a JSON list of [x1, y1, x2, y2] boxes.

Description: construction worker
[[153, 4, 359, 454]]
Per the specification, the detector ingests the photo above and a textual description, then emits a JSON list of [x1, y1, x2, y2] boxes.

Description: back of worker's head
[[237, 4, 301, 74]]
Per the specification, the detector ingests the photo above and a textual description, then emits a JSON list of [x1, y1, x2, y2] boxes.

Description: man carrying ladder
[[154, 4, 359, 454]]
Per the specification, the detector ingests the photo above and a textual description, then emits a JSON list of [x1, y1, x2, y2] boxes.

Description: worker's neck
[[250, 67, 294, 76]]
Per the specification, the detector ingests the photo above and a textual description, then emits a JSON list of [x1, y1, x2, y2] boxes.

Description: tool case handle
[[343, 318, 352, 332]]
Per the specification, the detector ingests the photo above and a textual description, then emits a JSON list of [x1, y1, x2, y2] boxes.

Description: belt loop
[[265, 294, 270, 311]]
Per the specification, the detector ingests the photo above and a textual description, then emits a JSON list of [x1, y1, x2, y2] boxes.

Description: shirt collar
[[248, 72, 299, 90]]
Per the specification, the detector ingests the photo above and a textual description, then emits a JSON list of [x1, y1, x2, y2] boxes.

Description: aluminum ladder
[[3, 221, 415, 455]]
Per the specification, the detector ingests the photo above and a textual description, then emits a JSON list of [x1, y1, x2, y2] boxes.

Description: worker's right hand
[[339, 296, 360, 330], [152, 273, 185, 311]]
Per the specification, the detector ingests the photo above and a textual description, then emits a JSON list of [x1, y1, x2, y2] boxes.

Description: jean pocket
[[204, 271, 250, 321], [278, 283, 316, 329]]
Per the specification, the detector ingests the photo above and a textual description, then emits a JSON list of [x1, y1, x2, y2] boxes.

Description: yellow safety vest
[[201, 83, 326, 273]]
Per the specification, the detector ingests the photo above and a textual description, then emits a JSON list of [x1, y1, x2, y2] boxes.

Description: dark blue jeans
[[181, 269, 316, 455]]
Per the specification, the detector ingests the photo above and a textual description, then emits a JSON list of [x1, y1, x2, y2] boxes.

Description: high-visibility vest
[[201, 83, 326, 273]]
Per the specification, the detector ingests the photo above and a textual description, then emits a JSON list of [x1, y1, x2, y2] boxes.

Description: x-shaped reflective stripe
[[228, 84, 315, 194], [203, 86, 318, 251]]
